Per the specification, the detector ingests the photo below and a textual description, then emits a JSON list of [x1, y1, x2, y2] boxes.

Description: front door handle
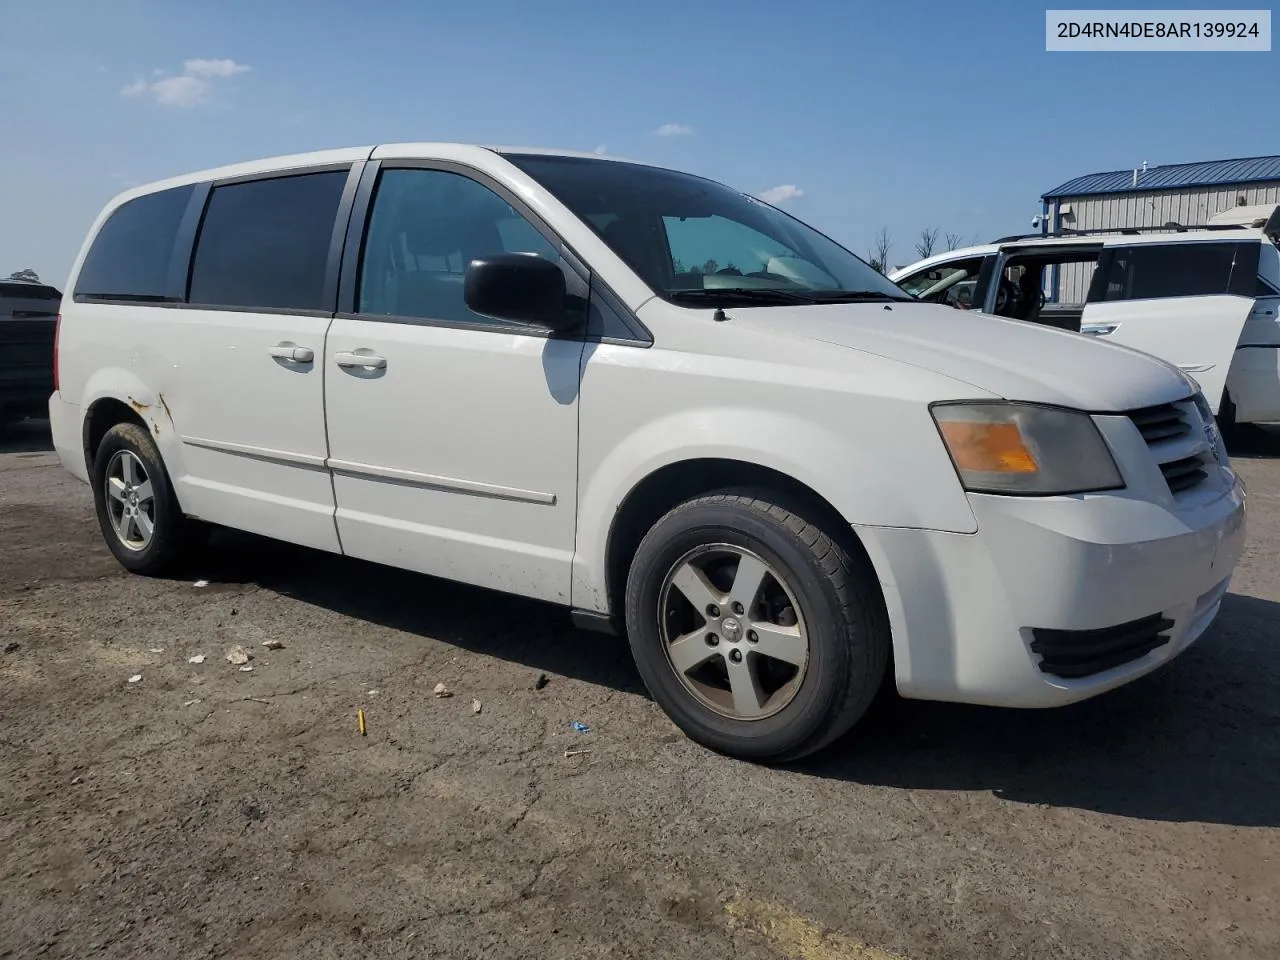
[[1081, 324, 1118, 336], [334, 351, 387, 370], [268, 343, 314, 363]]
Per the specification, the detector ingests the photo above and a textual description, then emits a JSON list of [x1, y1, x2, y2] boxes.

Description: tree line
[[867, 229, 975, 275]]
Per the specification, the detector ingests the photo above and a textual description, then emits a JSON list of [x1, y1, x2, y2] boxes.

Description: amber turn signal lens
[[932, 402, 1122, 495], [937, 420, 1038, 474]]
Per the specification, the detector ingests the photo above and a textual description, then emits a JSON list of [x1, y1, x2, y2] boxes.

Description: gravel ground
[[1, 417, 1277, 960]]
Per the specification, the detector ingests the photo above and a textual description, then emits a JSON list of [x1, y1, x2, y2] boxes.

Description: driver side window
[[358, 168, 559, 325]]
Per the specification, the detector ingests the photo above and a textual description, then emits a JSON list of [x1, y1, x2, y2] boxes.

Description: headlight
[[931, 401, 1124, 495]]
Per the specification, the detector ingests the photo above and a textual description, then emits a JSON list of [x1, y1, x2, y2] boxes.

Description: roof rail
[[992, 222, 1263, 243]]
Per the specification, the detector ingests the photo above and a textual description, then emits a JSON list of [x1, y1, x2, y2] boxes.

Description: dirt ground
[[1, 417, 1278, 960]]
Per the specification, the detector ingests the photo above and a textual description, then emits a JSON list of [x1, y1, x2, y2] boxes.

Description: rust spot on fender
[[158, 393, 174, 424], [127, 396, 150, 414]]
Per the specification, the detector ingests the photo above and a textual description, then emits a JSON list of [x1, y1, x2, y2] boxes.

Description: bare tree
[[914, 228, 938, 260], [943, 232, 964, 251], [869, 227, 892, 274]]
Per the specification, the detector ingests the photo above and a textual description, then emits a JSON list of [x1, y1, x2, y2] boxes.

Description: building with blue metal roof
[[1039, 155, 1280, 302], [1043, 155, 1280, 201]]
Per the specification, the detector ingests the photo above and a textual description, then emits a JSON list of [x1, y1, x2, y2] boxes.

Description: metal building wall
[[1048, 180, 1280, 302]]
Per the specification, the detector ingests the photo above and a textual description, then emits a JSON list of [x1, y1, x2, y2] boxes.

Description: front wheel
[[92, 422, 202, 575], [624, 491, 889, 763]]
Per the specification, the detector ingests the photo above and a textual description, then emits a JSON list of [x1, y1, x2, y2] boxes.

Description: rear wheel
[[624, 490, 889, 763], [92, 422, 203, 575]]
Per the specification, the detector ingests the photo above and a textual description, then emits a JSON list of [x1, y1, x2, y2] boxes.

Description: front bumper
[[858, 474, 1246, 708]]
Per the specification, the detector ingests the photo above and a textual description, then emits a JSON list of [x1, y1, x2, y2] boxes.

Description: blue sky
[[1, 0, 1274, 285]]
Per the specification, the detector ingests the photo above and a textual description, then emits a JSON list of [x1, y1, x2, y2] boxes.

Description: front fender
[[571, 403, 976, 613]]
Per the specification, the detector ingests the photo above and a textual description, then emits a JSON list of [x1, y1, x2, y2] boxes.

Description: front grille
[[1030, 613, 1175, 679], [1160, 455, 1209, 494], [1128, 399, 1211, 497], [1129, 402, 1191, 444]]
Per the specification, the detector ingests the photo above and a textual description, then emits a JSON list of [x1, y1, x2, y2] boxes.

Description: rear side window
[[188, 170, 348, 312], [73, 185, 195, 301], [1259, 243, 1280, 294], [1096, 243, 1238, 302]]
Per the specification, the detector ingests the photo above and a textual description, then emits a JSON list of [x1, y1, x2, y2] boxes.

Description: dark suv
[[0, 278, 61, 425]]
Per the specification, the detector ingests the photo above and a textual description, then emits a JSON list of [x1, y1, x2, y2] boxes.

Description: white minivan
[[50, 144, 1246, 761]]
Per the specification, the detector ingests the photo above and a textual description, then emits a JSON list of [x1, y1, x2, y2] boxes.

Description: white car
[[890, 207, 1280, 431], [49, 144, 1245, 761]]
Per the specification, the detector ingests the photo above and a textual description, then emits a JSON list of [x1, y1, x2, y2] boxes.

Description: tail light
[[53, 313, 61, 393]]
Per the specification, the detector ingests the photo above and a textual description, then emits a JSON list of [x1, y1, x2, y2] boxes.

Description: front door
[[1080, 242, 1256, 411], [323, 162, 586, 604]]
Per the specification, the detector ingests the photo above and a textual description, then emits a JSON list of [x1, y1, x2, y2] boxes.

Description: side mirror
[[464, 253, 570, 329]]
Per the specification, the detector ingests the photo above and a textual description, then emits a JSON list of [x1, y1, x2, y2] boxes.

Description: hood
[[729, 301, 1197, 411]]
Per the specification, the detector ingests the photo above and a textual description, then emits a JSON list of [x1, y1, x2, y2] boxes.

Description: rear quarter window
[[73, 185, 196, 301], [1250, 242, 1280, 295]]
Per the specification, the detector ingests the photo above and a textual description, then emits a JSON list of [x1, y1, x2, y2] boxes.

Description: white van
[[890, 207, 1280, 431], [50, 144, 1245, 761]]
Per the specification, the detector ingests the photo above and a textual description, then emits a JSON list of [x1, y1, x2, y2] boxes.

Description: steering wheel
[[994, 282, 1013, 313], [1038, 291, 1047, 309]]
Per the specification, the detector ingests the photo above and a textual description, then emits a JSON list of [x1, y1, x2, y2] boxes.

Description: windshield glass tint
[[506, 154, 905, 302]]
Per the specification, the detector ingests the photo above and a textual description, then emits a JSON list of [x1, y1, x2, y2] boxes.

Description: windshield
[[506, 154, 908, 306]]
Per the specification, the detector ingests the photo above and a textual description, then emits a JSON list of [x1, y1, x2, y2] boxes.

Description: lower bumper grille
[[1029, 613, 1175, 679]]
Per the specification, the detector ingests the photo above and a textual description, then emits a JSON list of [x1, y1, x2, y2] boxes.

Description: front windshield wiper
[[669, 288, 916, 308], [668, 288, 821, 307], [801, 289, 915, 303]]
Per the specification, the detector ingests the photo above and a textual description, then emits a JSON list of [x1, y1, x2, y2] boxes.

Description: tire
[[624, 490, 889, 763], [92, 421, 202, 576]]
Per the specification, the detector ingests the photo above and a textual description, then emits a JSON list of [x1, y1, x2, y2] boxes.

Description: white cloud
[[120, 58, 251, 108], [654, 123, 693, 137], [183, 58, 251, 79], [592, 144, 608, 155], [755, 184, 805, 205], [151, 75, 210, 108]]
